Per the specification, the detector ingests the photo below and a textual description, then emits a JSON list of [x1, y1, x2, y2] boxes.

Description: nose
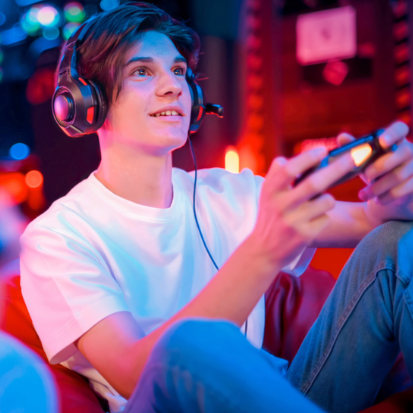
[[155, 70, 183, 98]]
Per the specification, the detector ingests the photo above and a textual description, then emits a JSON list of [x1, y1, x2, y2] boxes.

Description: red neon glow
[[0, 173, 28, 204], [25, 171, 43, 188], [26, 67, 55, 105]]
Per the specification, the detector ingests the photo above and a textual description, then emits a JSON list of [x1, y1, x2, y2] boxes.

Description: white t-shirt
[[20, 167, 315, 413]]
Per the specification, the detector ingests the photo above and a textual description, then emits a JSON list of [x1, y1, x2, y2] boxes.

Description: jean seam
[[300, 261, 394, 395]]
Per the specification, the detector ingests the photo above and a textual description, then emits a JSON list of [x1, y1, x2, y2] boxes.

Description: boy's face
[[103, 30, 192, 154]]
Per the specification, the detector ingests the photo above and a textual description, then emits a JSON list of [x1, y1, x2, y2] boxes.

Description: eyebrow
[[125, 56, 187, 66]]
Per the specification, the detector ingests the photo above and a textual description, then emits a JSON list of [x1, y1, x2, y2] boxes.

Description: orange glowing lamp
[[225, 147, 240, 174]]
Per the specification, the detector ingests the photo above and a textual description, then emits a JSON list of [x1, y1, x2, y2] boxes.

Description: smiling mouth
[[150, 110, 183, 117]]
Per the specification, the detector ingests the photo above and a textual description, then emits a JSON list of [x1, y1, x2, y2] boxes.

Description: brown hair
[[61, 2, 200, 108]]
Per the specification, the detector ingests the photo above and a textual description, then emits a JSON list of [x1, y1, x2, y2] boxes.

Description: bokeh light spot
[[100, 0, 120, 11], [25, 170, 44, 188], [9, 143, 30, 160], [225, 147, 240, 174], [38, 6, 59, 27], [43, 26, 60, 40], [63, 22, 80, 40], [64, 2, 85, 23]]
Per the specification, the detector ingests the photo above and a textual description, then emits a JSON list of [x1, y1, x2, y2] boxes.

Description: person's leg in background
[[125, 319, 325, 413], [287, 220, 413, 413]]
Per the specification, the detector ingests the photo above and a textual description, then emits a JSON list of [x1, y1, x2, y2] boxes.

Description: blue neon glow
[[9, 143, 30, 160]]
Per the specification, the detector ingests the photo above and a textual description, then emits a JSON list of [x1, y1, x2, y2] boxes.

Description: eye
[[133, 67, 150, 76], [173, 67, 185, 76]]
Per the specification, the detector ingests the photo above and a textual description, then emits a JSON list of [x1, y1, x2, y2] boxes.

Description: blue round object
[[9, 143, 30, 160]]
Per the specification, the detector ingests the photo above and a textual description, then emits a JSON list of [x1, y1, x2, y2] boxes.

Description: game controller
[[293, 129, 398, 191]]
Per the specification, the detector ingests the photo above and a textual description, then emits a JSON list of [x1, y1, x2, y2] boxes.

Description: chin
[[151, 131, 188, 152]]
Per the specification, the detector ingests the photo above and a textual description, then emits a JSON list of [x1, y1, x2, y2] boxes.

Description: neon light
[[9, 143, 30, 160], [225, 147, 240, 174], [351, 144, 372, 167], [25, 171, 44, 188]]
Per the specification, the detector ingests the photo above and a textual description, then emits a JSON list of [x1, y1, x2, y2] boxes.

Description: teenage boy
[[20, 3, 413, 413]]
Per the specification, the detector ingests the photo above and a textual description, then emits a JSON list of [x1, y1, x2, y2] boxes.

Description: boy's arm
[[76, 236, 278, 399], [76, 147, 357, 398]]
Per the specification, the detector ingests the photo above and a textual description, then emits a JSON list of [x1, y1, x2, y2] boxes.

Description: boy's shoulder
[[23, 174, 95, 238]]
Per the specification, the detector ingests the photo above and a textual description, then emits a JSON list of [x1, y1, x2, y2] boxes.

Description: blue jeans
[[124, 221, 413, 413]]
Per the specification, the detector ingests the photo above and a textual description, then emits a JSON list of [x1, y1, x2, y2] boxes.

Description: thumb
[[337, 132, 355, 148]]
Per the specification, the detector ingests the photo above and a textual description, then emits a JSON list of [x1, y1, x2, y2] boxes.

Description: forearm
[[126, 235, 280, 396], [311, 201, 375, 248]]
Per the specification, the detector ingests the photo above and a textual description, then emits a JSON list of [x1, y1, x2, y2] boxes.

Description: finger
[[337, 133, 355, 148], [286, 194, 335, 223], [359, 172, 369, 185], [266, 156, 288, 181], [359, 160, 413, 201], [305, 214, 331, 239], [267, 147, 327, 191], [364, 140, 413, 182], [378, 121, 409, 149], [289, 152, 355, 207], [376, 176, 413, 205]]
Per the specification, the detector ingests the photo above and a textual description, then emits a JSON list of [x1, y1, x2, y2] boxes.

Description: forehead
[[126, 30, 183, 62]]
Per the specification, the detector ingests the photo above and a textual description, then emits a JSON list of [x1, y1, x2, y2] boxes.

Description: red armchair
[[0, 264, 412, 413]]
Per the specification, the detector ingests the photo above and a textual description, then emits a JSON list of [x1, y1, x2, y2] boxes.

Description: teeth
[[151, 110, 181, 117]]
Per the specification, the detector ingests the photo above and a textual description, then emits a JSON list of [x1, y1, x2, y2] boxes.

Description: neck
[[95, 139, 174, 209]]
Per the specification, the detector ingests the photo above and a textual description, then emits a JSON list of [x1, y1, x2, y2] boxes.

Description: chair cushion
[[0, 271, 106, 413], [263, 268, 413, 413]]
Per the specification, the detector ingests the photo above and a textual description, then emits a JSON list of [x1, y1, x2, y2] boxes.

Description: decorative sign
[[296, 6, 356, 65]]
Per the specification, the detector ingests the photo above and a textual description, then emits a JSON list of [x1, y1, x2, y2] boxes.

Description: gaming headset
[[52, 19, 224, 138]]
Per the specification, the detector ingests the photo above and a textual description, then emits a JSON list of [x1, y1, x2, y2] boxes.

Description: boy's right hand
[[249, 147, 355, 270]]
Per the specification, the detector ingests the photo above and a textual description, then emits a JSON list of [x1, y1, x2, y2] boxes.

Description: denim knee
[[351, 220, 413, 277], [151, 318, 239, 367]]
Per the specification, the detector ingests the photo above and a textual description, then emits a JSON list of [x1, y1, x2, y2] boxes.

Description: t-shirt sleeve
[[253, 171, 316, 277], [20, 222, 130, 365]]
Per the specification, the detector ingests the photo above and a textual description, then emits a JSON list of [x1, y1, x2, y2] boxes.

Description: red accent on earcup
[[86, 106, 95, 124], [89, 80, 107, 131]]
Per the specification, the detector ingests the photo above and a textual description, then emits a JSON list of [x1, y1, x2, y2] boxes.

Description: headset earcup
[[186, 71, 206, 134], [89, 80, 107, 131]]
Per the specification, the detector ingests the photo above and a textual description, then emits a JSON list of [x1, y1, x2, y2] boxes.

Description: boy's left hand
[[337, 121, 413, 207]]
